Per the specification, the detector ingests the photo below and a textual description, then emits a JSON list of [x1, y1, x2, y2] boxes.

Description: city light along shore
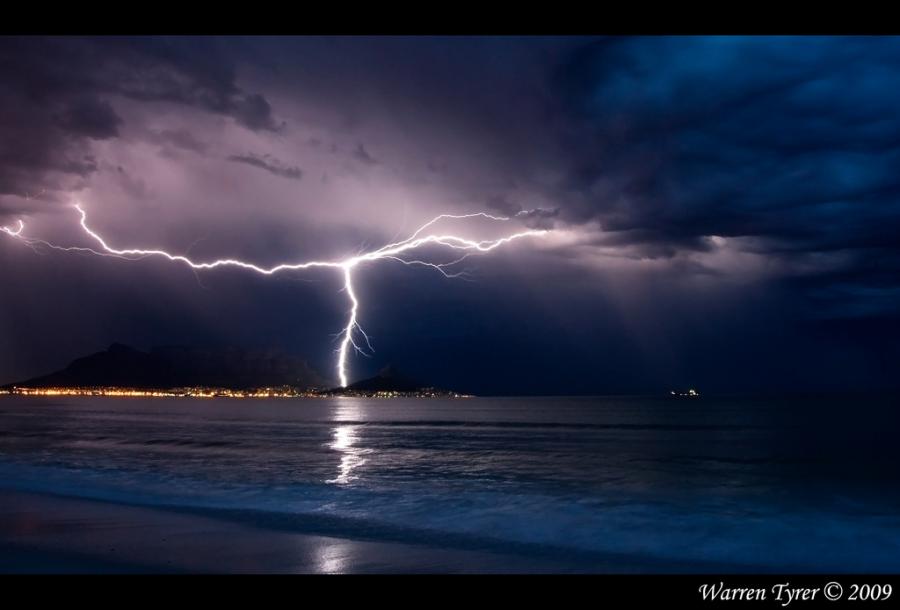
[[0, 386, 472, 399]]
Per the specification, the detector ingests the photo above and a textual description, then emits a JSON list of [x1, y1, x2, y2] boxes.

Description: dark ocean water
[[1, 394, 899, 571]]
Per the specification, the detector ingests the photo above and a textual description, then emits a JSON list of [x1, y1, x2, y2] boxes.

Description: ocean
[[1, 394, 899, 572]]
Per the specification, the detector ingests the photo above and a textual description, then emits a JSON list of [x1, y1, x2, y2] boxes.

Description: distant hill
[[343, 365, 423, 393], [6, 343, 325, 390]]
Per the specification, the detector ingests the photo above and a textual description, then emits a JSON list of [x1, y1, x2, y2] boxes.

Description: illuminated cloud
[[2, 36, 900, 393]]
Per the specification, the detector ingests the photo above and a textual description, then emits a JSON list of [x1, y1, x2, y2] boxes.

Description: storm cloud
[[547, 37, 900, 319], [227, 153, 303, 180], [2, 36, 899, 393], [0, 36, 281, 210]]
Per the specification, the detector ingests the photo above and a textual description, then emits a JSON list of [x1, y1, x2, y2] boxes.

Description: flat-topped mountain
[[6, 343, 325, 390]]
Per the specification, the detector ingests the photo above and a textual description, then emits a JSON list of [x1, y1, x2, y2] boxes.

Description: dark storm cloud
[[86, 37, 283, 132], [229, 93, 282, 132], [485, 195, 521, 216], [3, 36, 900, 393], [149, 129, 209, 154], [54, 97, 122, 140], [227, 153, 303, 180], [545, 36, 900, 318], [353, 143, 378, 165], [0, 36, 281, 214], [551, 37, 900, 248]]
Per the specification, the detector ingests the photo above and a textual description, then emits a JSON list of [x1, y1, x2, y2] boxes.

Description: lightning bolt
[[1, 220, 24, 237], [2, 204, 547, 387]]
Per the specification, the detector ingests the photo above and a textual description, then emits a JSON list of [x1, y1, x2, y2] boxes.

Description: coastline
[[0, 488, 753, 574], [0, 489, 595, 573]]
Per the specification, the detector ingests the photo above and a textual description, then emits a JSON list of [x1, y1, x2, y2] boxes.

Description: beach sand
[[0, 490, 610, 574]]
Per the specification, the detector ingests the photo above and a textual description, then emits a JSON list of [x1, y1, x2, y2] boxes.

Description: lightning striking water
[[2, 204, 547, 387]]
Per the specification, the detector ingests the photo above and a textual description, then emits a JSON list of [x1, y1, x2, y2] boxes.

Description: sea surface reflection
[[0, 393, 899, 571]]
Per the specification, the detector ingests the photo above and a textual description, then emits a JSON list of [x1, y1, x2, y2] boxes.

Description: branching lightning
[[2, 204, 547, 387]]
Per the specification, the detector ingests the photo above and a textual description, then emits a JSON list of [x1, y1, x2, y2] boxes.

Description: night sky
[[2, 36, 899, 395]]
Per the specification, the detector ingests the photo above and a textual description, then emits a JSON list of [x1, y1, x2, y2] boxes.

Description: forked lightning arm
[[3, 205, 546, 387]]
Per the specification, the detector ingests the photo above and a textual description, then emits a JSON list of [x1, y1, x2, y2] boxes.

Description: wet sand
[[0, 490, 609, 573]]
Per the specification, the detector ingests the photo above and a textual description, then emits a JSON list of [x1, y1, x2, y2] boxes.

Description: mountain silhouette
[[7, 343, 325, 390], [343, 365, 424, 393]]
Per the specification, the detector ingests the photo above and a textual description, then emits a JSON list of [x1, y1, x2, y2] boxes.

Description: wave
[[2, 460, 900, 572]]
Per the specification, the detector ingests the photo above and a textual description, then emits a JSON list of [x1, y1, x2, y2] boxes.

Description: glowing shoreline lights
[[2, 203, 547, 387]]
